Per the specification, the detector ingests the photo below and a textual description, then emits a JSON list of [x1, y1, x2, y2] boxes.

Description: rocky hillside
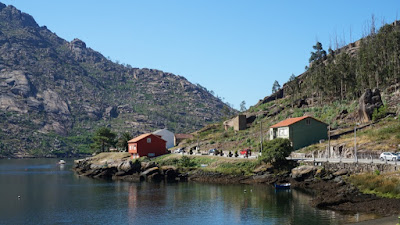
[[176, 19, 400, 158], [0, 3, 235, 157]]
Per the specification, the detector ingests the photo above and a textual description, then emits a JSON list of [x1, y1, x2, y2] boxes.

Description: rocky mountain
[[0, 3, 235, 157]]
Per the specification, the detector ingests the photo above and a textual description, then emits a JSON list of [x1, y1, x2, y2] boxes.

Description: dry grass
[[90, 152, 131, 162], [349, 171, 400, 198]]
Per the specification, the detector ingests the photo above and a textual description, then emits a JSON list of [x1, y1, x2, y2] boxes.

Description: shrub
[[260, 138, 293, 164], [372, 105, 387, 121], [178, 156, 196, 167]]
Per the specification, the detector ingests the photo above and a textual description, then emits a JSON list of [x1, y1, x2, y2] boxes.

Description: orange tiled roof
[[270, 116, 315, 128], [128, 133, 166, 143]]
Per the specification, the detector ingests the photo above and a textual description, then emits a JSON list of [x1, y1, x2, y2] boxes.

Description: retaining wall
[[302, 161, 400, 173]]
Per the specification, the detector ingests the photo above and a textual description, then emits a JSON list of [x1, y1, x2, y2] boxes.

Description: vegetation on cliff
[[176, 19, 400, 159], [289, 20, 400, 104], [348, 171, 400, 198]]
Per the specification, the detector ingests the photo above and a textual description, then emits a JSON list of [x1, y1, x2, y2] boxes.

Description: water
[[0, 159, 373, 225]]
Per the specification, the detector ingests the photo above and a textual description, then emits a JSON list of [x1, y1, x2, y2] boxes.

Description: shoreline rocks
[[74, 156, 400, 217]]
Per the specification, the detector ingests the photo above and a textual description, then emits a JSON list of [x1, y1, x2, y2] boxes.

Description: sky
[[2, 1, 400, 109]]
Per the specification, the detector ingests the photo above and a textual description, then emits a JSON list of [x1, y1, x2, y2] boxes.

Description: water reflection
[[0, 159, 377, 225], [120, 181, 354, 225]]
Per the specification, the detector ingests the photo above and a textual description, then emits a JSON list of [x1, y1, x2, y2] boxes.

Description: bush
[[372, 105, 387, 121], [260, 138, 293, 163], [178, 156, 196, 167]]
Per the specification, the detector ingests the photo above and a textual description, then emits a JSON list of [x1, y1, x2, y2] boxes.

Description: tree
[[259, 138, 293, 164], [309, 42, 327, 64], [308, 42, 327, 105], [272, 80, 281, 100], [240, 100, 247, 112], [286, 74, 298, 107], [116, 132, 133, 152], [272, 80, 281, 94], [90, 127, 117, 152]]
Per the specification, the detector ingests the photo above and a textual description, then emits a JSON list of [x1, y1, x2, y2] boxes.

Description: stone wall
[[302, 161, 400, 173]]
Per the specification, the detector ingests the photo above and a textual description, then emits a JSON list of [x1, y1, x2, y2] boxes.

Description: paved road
[[290, 157, 400, 165]]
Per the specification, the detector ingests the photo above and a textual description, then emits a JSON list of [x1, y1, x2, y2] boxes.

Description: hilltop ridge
[[0, 3, 235, 157]]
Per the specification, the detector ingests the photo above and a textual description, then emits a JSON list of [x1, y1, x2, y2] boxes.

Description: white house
[[152, 129, 175, 149]]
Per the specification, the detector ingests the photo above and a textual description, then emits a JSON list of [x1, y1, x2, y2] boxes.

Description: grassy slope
[[348, 171, 400, 198], [154, 154, 261, 176], [177, 88, 400, 157]]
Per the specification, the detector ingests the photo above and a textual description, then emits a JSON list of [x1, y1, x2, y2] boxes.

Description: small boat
[[58, 159, 66, 164], [274, 183, 291, 189]]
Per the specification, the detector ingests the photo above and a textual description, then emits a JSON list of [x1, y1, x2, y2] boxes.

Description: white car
[[379, 152, 398, 161], [174, 148, 184, 153]]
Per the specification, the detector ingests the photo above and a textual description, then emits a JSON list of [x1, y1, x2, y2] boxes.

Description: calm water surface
[[0, 159, 374, 225]]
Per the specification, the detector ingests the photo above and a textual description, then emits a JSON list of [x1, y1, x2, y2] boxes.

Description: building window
[[278, 127, 288, 137], [306, 119, 311, 125], [133, 144, 136, 150], [147, 138, 151, 143]]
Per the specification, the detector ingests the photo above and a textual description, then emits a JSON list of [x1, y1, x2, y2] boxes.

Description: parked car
[[208, 148, 217, 154], [240, 148, 251, 156], [174, 148, 185, 153], [379, 152, 398, 161]]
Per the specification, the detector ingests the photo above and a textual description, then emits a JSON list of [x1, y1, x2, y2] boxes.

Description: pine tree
[[91, 127, 117, 152], [240, 101, 247, 112]]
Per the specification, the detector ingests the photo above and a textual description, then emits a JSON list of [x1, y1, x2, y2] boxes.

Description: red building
[[128, 133, 167, 159]]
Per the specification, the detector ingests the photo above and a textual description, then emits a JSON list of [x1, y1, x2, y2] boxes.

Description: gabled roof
[[152, 128, 174, 135], [270, 116, 326, 128], [128, 133, 166, 143]]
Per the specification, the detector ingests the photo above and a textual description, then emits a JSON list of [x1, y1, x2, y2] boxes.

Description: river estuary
[[0, 159, 377, 224]]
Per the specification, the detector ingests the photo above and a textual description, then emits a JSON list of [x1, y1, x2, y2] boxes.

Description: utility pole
[[260, 119, 263, 155], [328, 125, 330, 160], [197, 135, 199, 153], [354, 124, 358, 163]]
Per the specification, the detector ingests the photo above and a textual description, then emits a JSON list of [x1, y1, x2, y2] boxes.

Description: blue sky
[[2, 1, 400, 109]]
